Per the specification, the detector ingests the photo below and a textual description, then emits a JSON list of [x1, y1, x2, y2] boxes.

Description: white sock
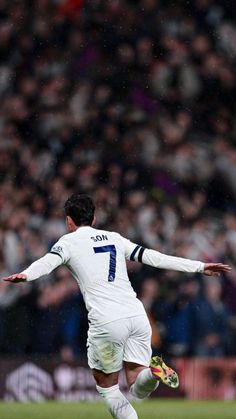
[[130, 368, 159, 399], [96, 384, 138, 419]]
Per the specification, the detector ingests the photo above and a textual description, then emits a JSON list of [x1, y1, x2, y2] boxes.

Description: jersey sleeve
[[22, 253, 63, 281], [141, 248, 204, 273], [49, 238, 71, 264], [22, 238, 71, 281], [119, 234, 204, 273], [119, 235, 145, 262]]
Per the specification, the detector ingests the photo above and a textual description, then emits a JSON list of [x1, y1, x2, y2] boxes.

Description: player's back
[[60, 226, 145, 326]]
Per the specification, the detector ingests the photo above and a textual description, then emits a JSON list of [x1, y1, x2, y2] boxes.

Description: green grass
[[0, 400, 236, 419]]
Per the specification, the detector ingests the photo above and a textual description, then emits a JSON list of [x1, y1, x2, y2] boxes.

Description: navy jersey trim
[[138, 247, 145, 263], [130, 245, 141, 261], [50, 251, 63, 260]]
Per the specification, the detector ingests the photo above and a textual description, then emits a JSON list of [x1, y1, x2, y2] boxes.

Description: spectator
[[165, 279, 199, 357], [192, 278, 229, 357]]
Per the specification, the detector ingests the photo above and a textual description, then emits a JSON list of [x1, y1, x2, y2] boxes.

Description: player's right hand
[[2, 273, 27, 283], [203, 263, 231, 276]]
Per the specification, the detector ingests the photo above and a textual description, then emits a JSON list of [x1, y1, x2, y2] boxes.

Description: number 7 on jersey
[[93, 245, 117, 282]]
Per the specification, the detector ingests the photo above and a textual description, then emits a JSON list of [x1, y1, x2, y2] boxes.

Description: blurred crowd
[[1, 0, 236, 359]]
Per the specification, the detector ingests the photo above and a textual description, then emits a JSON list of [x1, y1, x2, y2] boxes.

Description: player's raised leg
[[125, 357, 179, 400], [93, 369, 138, 419], [123, 315, 158, 399], [124, 361, 160, 399], [123, 315, 179, 399]]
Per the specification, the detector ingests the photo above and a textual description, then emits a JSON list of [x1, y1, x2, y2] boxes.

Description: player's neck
[[69, 224, 92, 233]]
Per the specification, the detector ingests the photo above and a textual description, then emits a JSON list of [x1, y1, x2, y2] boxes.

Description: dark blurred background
[[0, 0, 236, 363]]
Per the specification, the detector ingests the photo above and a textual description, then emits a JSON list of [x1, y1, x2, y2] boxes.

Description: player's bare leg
[[92, 369, 138, 419], [92, 369, 119, 388], [125, 357, 179, 400], [124, 362, 159, 399]]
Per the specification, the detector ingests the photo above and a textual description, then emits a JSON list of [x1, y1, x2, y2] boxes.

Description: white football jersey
[[51, 226, 146, 325], [23, 225, 204, 326]]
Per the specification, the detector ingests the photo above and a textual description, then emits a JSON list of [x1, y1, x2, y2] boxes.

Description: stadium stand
[[0, 0, 236, 359]]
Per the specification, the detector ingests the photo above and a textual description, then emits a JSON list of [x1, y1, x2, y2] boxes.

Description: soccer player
[[2, 194, 230, 419]]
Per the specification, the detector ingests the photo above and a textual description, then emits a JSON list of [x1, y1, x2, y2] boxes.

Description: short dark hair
[[64, 194, 95, 226]]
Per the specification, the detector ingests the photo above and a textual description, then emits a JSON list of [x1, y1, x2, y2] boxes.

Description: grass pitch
[[0, 400, 236, 419]]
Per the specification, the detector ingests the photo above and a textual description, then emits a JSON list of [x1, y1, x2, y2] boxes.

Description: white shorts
[[87, 315, 152, 374]]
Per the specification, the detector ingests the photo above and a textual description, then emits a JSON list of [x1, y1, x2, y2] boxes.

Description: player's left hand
[[203, 263, 231, 276], [2, 273, 27, 283]]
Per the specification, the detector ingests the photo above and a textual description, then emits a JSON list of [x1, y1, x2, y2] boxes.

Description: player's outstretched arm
[[1, 252, 64, 284], [120, 235, 231, 276], [128, 244, 231, 276]]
